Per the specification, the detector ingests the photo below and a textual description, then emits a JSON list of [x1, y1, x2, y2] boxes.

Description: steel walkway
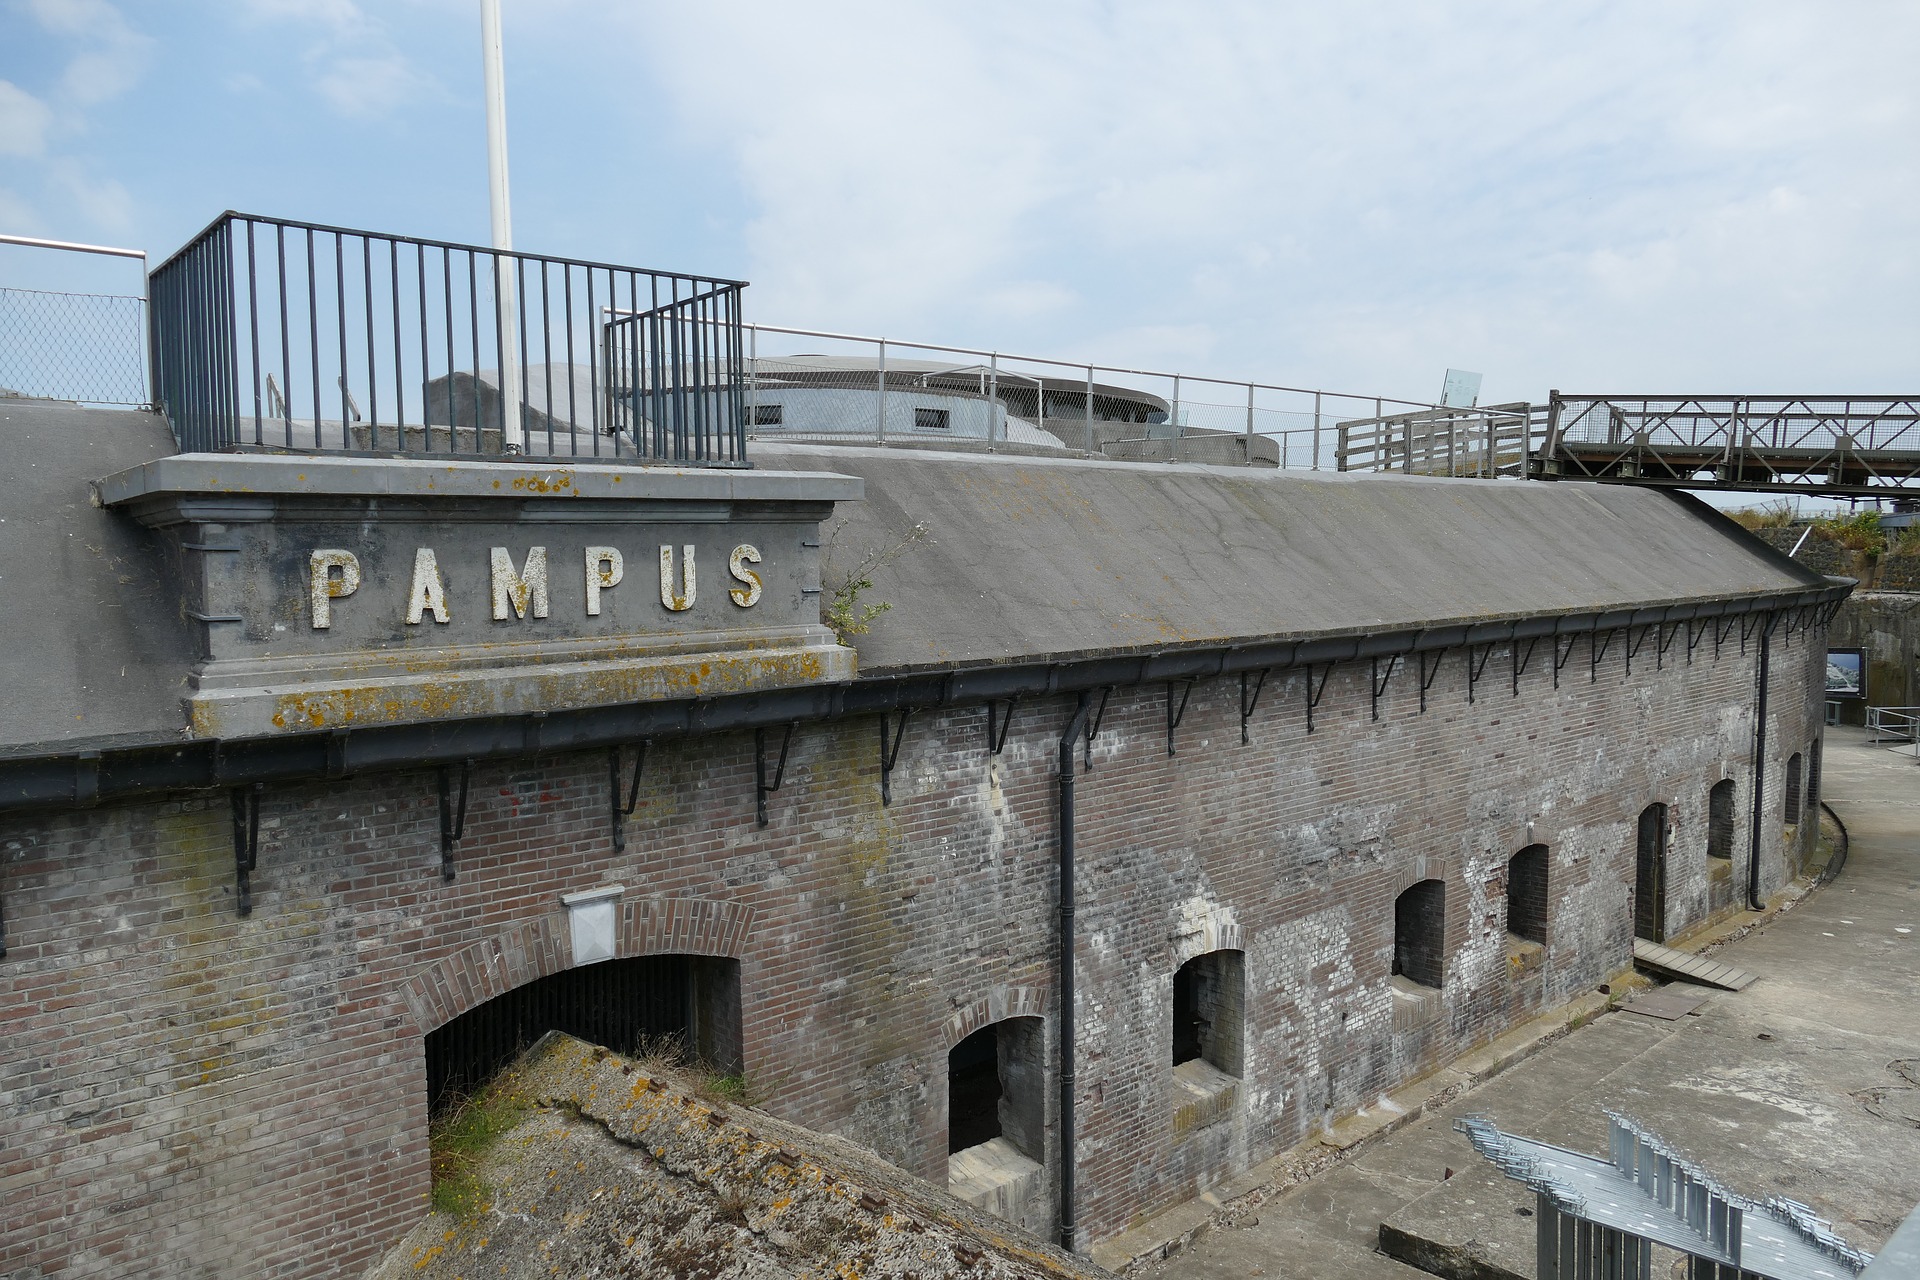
[[1339, 394, 1920, 497]]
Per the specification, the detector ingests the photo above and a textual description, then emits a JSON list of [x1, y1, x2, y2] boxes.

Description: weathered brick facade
[[0, 615, 1828, 1276]]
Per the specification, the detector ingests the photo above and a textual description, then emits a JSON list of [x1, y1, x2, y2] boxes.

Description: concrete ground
[[1137, 726, 1920, 1279]]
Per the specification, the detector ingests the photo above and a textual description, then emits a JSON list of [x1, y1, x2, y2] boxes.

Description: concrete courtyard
[[1136, 725, 1920, 1279]]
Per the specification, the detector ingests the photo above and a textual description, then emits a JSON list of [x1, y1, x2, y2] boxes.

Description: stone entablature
[[95, 454, 862, 737]]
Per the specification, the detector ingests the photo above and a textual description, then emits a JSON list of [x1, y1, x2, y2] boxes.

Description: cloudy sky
[[1, 0, 1915, 408]]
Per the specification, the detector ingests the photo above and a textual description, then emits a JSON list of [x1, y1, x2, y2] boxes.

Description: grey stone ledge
[[94, 451, 864, 507]]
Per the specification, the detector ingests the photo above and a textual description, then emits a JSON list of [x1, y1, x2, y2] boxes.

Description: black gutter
[[1056, 693, 1093, 1254], [1746, 615, 1775, 911], [0, 583, 1850, 815]]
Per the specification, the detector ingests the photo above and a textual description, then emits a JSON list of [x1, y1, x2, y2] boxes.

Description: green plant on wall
[[1812, 509, 1888, 559], [1726, 500, 1797, 531], [823, 519, 930, 643]]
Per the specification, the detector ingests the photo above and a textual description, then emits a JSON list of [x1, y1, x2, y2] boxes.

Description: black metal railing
[[148, 212, 748, 466]]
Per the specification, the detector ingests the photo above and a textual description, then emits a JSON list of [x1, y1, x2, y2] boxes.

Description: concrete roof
[[752, 444, 1832, 676], [367, 1033, 1110, 1279], [0, 402, 1834, 755], [0, 399, 193, 752]]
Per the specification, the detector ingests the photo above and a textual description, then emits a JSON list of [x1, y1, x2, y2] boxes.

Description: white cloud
[[239, 0, 439, 119], [24, 0, 150, 107], [603, 0, 1920, 396], [314, 52, 433, 118], [48, 158, 131, 231], [0, 81, 54, 157]]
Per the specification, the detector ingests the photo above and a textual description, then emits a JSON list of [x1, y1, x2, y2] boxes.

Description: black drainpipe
[[1057, 691, 1092, 1253], [1746, 614, 1773, 911]]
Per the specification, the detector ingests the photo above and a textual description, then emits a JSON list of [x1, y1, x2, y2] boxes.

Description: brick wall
[[0, 620, 1828, 1274]]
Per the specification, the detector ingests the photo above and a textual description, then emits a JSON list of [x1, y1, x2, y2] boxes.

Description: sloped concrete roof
[[0, 399, 193, 751], [367, 1033, 1108, 1280], [0, 402, 1834, 754], [752, 443, 1831, 676]]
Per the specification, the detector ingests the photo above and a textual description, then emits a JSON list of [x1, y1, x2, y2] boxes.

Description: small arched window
[[1506, 846, 1549, 945], [1393, 880, 1447, 989], [1171, 949, 1245, 1077], [1785, 753, 1804, 824], [1708, 779, 1736, 860]]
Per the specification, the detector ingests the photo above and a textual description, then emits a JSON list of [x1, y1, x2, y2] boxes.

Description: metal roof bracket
[[231, 782, 261, 917], [1512, 636, 1539, 696], [1304, 663, 1334, 733], [754, 725, 793, 827], [986, 698, 1017, 755], [1626, 624, 1654, 677], [1418, 649, 1445, 713], [1166, 678, 1196, 756], [1590, 628, 1617, 683], [1371, 653, 1401, 721], [1553, 633, 1580, 689], [1240, 668, 1269, 744], [1656, 621, 1680, 669], [1465, 645, 1493, 704], [1083, 686, 1113, 767], [438, 760, 472, 882], [879, 709, 912, 805], [609, 738, 649, 849]]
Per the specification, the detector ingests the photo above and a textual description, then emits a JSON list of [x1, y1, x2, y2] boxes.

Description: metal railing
[[0, 233, 149, 407], [1865, 706, 1920, 756], [148, 212, 748, 466], [740, 322, 1476, 470], [1549, 394, 1920, 454], [1540, 394, 1920, 494], [1334, 402, 1545, 477]]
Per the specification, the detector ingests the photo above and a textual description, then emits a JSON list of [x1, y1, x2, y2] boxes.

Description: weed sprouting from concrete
[[823, 520, 930, 643], [626, 1032, 769, 1106], [428, 1071, 532, 1218]]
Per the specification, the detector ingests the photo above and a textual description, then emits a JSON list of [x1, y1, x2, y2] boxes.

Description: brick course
[[0, 621, 1827, 1274]]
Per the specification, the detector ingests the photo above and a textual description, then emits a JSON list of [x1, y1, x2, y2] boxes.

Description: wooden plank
[[1631, 939, 1756, 992]]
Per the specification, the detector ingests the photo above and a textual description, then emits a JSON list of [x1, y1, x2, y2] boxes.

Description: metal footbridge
[[1337, 394, 1920, 498]]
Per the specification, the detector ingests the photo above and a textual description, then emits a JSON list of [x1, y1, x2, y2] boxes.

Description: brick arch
[[942, 985, 1049, 1049], [399, 894, 755, 1034], [1390, 855, 1458, 898], [1170, 905, 1243, 968]]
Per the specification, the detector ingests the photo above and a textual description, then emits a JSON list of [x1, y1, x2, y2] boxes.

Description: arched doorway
[[425, 954, 740, 1112], [1634, 803, 1668, 942]]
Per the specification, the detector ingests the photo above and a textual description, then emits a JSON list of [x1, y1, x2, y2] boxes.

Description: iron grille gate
[[425, 955, 691, 1112]]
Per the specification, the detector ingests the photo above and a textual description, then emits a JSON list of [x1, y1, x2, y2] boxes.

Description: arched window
[[1393, 881, 1447, 989], [1805, 740, 1822, 817], [947, 1017, 1044, 1160], [1505, 846, 1549, 945], [1635, 803, 1669, 942], [1708, 779, 1736, 860], [1785, 753, 1804, 824], [1171, 949, 1245, 1077], [424, 955, 740, 1115]]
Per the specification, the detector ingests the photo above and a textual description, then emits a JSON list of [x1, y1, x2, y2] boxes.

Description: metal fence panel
[[148, 212, 748, 467], [0, 286, 147, 406], [741, 322, 1467, 471]]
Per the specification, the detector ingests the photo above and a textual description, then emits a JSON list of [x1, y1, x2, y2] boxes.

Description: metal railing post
[[988, 352, 999, 446], [876, 338, 887, 443], [1313, 391, 1323, 470], [1085, 365, 1094, 455], [747, 323, 758, 437], [1172, 374, 1181, 437]]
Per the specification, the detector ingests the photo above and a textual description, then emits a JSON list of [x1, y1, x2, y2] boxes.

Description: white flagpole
[[480, 0, 524, 453]]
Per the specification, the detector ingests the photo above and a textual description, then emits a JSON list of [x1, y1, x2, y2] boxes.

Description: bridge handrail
[[1547, 394, 1920, 455]]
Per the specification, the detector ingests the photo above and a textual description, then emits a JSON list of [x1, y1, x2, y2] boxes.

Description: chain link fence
[[0, 286, 148, 406], [742, 323, 1479, 470]]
